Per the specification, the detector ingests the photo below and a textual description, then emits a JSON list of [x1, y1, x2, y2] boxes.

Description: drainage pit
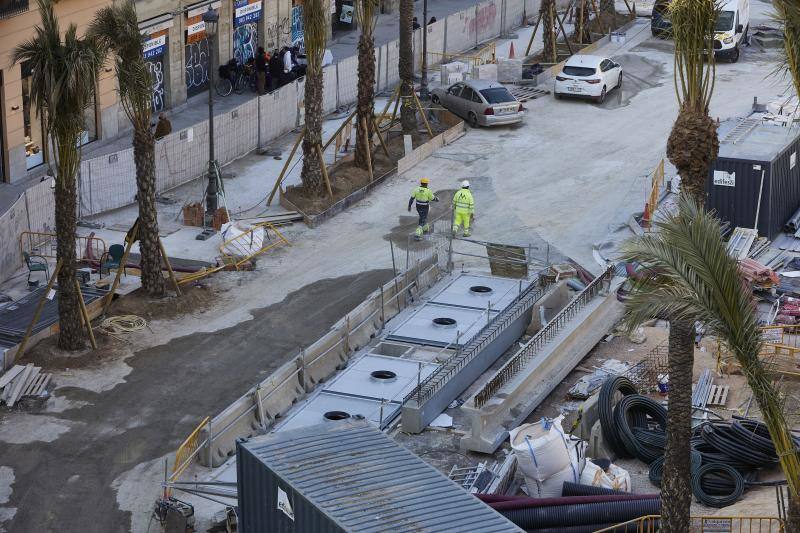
[[432, 317, 457, 328], [370, 370, 398, 383], [323, 411, 351, 421], [470, 285, 493, 294]]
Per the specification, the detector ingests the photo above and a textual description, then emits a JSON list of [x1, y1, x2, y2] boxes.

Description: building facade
[[0, 0, 332, 184], [0, 0, 119, 184]]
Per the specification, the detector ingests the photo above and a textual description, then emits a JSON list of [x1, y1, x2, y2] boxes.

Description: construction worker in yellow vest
[[452, 180, 474, 237], [408, 177, 439, 240]]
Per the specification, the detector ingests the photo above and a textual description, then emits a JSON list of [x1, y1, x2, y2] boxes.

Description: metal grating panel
[[237, 421, 522, 533], [387, 303, 499, 347], [429, 273, 524, 310]]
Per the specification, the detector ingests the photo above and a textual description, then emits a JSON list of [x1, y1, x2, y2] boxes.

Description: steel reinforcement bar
[[473, 267, 613, 408], [403, 276, 553, 407]]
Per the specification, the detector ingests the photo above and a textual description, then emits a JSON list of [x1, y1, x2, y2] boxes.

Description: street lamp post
[[419, 0, 429, 100], [203, 6, 219, 218]]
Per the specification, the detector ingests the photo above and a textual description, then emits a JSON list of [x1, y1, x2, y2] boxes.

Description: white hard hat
[[461, 180, 470, 188]]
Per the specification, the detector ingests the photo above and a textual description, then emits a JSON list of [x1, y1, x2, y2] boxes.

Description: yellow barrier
[[167, 416, 210, 496], [594, 515, 784, 532], [20, 231, 108, 263], [717, 325, 800, 377], [219, 222, 290, 271]]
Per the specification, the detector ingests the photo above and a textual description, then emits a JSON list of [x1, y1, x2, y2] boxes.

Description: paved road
[[0, 269, 392, 532]]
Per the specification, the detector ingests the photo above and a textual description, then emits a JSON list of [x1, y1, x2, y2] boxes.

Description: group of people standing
[[251, 45, 308, 95]]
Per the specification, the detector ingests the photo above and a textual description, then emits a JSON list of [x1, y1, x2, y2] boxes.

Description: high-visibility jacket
[[410, 186, 436, 207], [453, 188, 474, 214]]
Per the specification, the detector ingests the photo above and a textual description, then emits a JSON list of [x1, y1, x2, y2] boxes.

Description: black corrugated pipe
[[526, 521, 657, 533], [561, 481, 626, 496], [496, 498, 661, 529], [483, 494, 660, 511]]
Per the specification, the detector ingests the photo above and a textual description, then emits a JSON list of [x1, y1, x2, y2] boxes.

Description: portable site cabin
[[705, 117, 800, 239]]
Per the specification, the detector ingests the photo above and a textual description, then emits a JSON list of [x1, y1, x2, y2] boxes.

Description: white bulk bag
[[579, 459, 632, 493]]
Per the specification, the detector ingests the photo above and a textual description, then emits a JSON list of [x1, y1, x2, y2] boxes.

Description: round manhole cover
[[323, 411, 351, 421], [370, 370, 398, 382], [470, 285, 493, 294], [432, 317, 457, 328]]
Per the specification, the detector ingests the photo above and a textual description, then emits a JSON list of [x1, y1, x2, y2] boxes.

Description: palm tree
[[13, 0, 105, 350], [541, 0, 557, 63], [624, 196, 800, 532], [657, 0, 720, 528], [398, 0, 417, 133], [300, 0, 328, 194], [354, 0, 379, 170], [768, 2, 800, 526], [89, 0, 165, 297]]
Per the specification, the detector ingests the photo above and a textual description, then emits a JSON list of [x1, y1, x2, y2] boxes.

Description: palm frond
[[773, 0, 800, 101], [668, 0, 721, 111], [623, 194, 800, 498]]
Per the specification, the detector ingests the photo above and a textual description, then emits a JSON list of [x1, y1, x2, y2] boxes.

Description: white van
[[714, 0, 749, 63]]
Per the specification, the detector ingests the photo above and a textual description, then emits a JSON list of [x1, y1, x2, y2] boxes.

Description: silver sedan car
[[431, 80, 524, 127]]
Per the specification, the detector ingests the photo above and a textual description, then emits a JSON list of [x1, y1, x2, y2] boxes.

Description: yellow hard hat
[[420, 177, 430, 184]]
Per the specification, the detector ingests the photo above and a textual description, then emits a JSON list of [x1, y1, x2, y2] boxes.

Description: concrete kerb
[[197, 255, 441, 467], [459, 280, 625, 453]]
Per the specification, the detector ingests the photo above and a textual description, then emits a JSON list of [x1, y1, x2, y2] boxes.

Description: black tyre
[[730, 46, 740, 63], [234, 75, 246, 94], [554, 91, 562, 100], [597, 86, 606, 104], [468, 112, 479, 128], [431, 94, 440, 104], [216, 78, 232, 97], [617, 74, 623, 90]]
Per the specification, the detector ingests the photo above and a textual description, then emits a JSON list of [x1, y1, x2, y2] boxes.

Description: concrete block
[[589, 418, 614, 459], [460, 285, 625, 453], [472, 63, 498, 81], [497, 58, 523, 83], [527, 281, 570, 333]]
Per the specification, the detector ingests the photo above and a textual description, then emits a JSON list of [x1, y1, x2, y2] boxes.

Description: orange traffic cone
[[509, 42, 516, 59]]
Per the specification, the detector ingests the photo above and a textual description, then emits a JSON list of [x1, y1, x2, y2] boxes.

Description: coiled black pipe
[[632, 427, 667, 449], [700, 422, 779, 468], [691, 463, 745, 508], [598, 375, 639, 458], [497, 498, 661, 529], [561, 481, 625, 497], [613, 394, 667, 463], [648, 450, 702, 488], [691, 436, 755, 471]]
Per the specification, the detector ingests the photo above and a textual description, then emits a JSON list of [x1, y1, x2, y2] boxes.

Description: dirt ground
[[285, 125, 445, 215]]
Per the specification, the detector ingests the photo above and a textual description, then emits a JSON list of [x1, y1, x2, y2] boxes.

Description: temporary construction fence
[[0, 0, 539, 287]]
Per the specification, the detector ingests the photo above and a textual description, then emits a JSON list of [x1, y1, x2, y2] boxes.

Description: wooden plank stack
[[0, 364, 52, 407]]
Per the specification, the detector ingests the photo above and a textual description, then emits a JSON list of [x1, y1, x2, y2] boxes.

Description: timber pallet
[[0, 364, 52, 406], [707, 384, 730, 407], [508, 86, 551, 102]]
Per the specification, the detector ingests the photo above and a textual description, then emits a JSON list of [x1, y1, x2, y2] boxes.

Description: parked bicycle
[[216, 60, 257, 97]]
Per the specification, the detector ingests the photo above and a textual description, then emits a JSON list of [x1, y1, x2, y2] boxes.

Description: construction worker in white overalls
[[408, 177, 439, 240], [452, 180, 474, 237]]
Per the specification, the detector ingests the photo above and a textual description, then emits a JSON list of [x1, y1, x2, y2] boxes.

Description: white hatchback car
[[553, 55, 623, 103]]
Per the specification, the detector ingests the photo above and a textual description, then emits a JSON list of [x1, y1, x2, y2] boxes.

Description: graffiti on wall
[[185, 39, 210, 96], [233, 23, 258, 63], [146, 58, 166, 112], [265, 16, 290, 48], [464, 3, 497, 35], [291, 6, 304, 47]]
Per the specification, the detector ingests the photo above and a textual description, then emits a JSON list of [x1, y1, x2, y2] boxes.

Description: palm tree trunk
[[354, 20, 376, 169], [133, 127, 165, 296], [662, 318, 694, 532], [789, 495, 800, 533], [53, 133, 84, 351], [398, 0, 417, 134], [541, 0, 557, 64], [300, 0, 327, 194], [667, 107, 719, 201]]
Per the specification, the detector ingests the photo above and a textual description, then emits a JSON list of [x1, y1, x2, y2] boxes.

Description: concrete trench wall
[[198, 256, 440, 467], [0, 0, 536, 286], [459, 286, 625, 453]]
